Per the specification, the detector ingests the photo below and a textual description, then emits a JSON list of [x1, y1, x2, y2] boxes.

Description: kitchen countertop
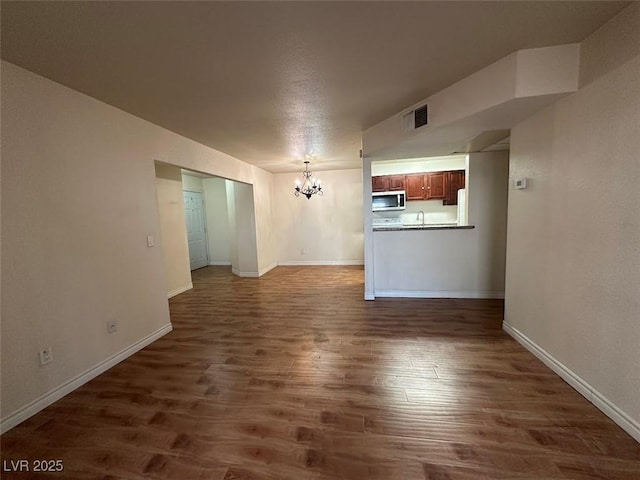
[[373, 224, 475, 231]]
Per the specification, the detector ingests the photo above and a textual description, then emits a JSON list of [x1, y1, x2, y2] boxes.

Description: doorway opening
[[154, 162, 259, 298]]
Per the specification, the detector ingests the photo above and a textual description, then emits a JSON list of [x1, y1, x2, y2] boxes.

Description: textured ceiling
[[0, 1, 628, 172]]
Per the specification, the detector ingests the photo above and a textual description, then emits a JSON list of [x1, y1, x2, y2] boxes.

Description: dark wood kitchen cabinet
[[372, 175, 405, 192], [405, 173, 426, 200], [405, 172, 446, 200], [388, 175, 405, 191], [376, 169, 465, 202], [427, 172, 445, 199], [443, 170, 466, 205], [372, 176, 390, 192]]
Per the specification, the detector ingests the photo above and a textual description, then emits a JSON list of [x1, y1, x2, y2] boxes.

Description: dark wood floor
[[2, 266, 639, 479]]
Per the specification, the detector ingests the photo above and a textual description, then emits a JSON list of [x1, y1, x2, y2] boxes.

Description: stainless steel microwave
[[372, 190, 406, 211]]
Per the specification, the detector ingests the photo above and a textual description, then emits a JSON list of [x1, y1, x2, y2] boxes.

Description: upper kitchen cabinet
[[372, 174, 405, 192], [443, 170, 466, 205], [427, 172, 445, 200], [406, 172, 446, 200], [372, 176, 390, 192], [388, 175, 405, 191], [405, 173, 426, 200]]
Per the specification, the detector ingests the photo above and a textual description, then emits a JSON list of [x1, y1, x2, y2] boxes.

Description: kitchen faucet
[[417, 210, 425, 226]]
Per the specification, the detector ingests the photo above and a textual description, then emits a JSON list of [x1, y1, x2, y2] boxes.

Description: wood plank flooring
[[2, 266, 639, 479]]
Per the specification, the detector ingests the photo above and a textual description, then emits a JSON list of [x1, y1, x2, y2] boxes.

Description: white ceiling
[[0, 1, 628, 173]]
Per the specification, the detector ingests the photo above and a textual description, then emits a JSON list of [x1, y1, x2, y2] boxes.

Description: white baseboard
[[277, 260, 365, 266], [229, 262, 364, 276], [230, 263, 276, 278], [208, 261, 231, 266], [258, 262, 277, 276], [231, 267, 259, 278], [503, 321, 640, 443], [374, 290, 504, 299], [0, 323, 173, 435], [167, 283, 193, 298]]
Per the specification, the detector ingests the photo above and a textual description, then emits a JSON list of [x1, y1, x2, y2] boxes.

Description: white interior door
[[183, 191, 208, 270]]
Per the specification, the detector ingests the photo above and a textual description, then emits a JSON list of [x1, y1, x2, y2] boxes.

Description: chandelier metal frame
[[294, 160, 323, 199]]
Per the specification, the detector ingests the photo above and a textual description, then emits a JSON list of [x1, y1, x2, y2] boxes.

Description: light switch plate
[[39, 346, 53, 366], [107, 320, 117, 334]]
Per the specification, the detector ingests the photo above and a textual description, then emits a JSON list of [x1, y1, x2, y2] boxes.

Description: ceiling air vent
[[401, 104, 429, 132], [414, 104, 428, 128]]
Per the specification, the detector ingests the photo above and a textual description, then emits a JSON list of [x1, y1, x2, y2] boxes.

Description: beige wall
[[504, 3, 640, 440], [0, 61, 276, 432], [273, 169, 364, 265], [156, 163, 192, 296]]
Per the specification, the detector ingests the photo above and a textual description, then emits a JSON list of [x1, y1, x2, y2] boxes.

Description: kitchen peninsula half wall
[[369, 152, 508, 299]]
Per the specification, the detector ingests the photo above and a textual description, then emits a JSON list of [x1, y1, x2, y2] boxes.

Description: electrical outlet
[[146, 235, 155, 247], [39, 346, 53, 366], [107, 320, 117, 334]]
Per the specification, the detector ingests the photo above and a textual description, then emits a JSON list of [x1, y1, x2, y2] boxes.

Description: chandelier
[[294, 160, 323, 199]]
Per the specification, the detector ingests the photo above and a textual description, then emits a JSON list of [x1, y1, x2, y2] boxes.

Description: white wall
[[0, 61, 276, 432], [202, 177, 232, 265], [371, 155, 466, 176], [373, 151, 509, 297], [504, 3, 640, 441], [156, 163, 192, 297], [226, 180, 239, 270], [467, 152, 509, 287], [363, 52, 518, 156], [251, 167, 277, 275], [181, 172, 203, 192], [232, 182, 260, 276], [399, 200, 457, 226], [363, 44, 579, 159], [273, 169, 364, 265]]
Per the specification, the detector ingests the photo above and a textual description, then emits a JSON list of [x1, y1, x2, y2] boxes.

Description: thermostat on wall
[[515, 177, 528, 190]]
